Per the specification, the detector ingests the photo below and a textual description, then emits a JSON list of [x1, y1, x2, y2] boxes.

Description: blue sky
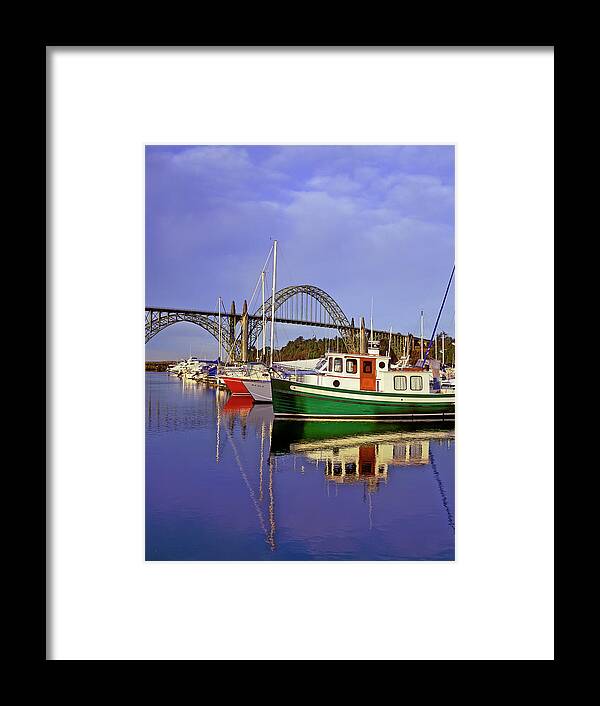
[[146, 145, 454, 360]]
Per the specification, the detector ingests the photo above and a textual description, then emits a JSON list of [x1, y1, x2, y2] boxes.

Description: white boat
[[181, 356, 202, 376], [168, 360, 186, 374], [243, 377, 272, 402], [221, 362, 271, 397], [243, 360, 327, 403]]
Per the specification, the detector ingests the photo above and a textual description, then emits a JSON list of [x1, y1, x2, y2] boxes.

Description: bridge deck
[[145, 307, 396, 335]]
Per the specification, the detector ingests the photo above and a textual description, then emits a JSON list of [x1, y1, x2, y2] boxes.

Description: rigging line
[[223, 423, 272, 545], [268, 455, 276, 550], [226, 244, 275, 357], [422, 264, 455, 367], [429, 449, 455, 532], [259, 421, 265, 501], [247, 243, 274, 312]]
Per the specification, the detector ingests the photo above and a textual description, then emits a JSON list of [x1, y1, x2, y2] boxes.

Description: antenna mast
[[218, 297, 222, 362], [261, 270, 266, 361], [269, 240, 277, 368]]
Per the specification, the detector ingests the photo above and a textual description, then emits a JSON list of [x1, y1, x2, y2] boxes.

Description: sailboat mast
[[420, 310, 424, 361], [261, 270, 266, 361], [370, 297, 374, 342], [269, 240, 277, 368], [442, 332, 445, 366], [218, 296, 222, 363]]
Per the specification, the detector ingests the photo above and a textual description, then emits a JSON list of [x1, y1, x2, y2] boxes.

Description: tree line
[[263, 333, 455, 365]]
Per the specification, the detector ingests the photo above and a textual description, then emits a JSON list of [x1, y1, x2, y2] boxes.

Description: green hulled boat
[[271, 345, 454, 420]]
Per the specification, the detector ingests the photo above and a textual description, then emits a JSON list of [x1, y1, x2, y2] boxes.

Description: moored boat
[[270, 343, 454, 420], [242, 360, 328, 403], [221, 375, 252, 396], [243, 378, 272, 402]]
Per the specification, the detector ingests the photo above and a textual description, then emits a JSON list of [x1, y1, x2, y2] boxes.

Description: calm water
[[146, 372, 455, 561]]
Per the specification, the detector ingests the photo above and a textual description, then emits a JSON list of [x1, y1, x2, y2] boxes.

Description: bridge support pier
[[241, 300, 248, 363], [359, 317, 367, 354], [229, 300, 236, 360]]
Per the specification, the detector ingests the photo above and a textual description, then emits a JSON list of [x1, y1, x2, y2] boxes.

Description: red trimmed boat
[[221, 376, 251, 396]]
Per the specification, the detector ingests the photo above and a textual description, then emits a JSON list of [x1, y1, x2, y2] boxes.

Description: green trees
[[273, 334, 455, 363]]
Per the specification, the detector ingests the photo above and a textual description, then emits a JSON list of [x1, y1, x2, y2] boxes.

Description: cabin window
[[394, 375, 407, 391], [334, 357, 343, 372], [363, 361, 372, 374], [345, 463, 356, 473], [346, 358, 357, 374], [409, 443, 421, 459], [328, 357, 333, 372], [410, 376, 423, 391]]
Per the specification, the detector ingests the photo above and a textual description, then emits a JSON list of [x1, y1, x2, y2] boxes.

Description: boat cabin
[[317, 350, 434, 394]]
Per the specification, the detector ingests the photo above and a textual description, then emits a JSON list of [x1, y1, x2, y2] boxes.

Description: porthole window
[[346, 358, 357, 374], [333, 380, 340, 387], [378, 361, 386, 369], [394, 375, 407, 391], [334, 357, 343, 373], [410, 376, 423, 391]]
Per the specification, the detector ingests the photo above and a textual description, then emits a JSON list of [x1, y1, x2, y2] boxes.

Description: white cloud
[[171, 146, 252, 174], [306, 174, 361, 195]]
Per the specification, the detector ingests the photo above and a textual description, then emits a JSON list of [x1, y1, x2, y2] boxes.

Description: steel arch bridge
[[145, 308, 235, 352], [146, 284, 412, 358]]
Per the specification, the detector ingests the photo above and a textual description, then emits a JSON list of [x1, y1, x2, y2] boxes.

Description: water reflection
[[146, 373, 455, 560], [271, 419, 454, 494], [269, 420, 455, 536]]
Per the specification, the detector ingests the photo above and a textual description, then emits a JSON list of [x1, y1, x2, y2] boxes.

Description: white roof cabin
[[316, 342, 433, 394]]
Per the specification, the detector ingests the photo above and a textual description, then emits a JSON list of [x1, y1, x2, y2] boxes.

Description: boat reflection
[[222, 396, 254, 414], [147, 375, 455, 558], [270, 419, 454, 493]]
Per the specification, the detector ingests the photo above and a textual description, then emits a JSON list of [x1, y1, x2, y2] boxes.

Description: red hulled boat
[[221, 376, 251, 396]]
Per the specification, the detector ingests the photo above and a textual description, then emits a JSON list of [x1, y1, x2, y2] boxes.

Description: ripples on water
[[146, 373, 455, 561]]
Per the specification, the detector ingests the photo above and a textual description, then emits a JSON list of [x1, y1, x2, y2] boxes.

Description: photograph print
[[145, 145, 455, 561]]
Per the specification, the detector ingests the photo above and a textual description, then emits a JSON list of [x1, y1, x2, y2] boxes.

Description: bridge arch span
[[249, 284, 355, 352], [145, 309, 234, 351], [145, 285, 357, 357]]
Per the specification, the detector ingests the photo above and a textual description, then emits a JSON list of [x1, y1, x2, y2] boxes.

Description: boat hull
[[271, 378, 454, 420], [243, 378, 272, 403], [221, 376, 251, 396]]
